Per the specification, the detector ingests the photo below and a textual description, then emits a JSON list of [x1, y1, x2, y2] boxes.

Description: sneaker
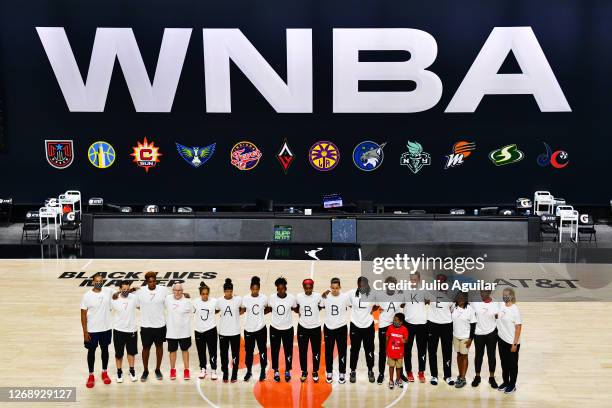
[[231, 372, 238, 383], [400, 373, 408, 382], [259, 371, 266, 382], [300, 371, 307, 383], [274, 371, 281, 383], [397, 380, 404, 389], [210, 370, 218, 381], [155, 369, 163, 380], [222, 372, 228, 383], [338, 373, 346, 384], [326, 373, 333, 383], [170, 368, 177, 380], [140, 371, 149, 382], [471, 376, 481, 387], [184, 369, 190, 380], [377, 373, 384, 384], [407, 371, 414, 382], [444, 377, 455, 386], [389, 380, 394, 389], [418, 371, 426, 383], [368, 371, 375, 383], [455, 378, 466, 388], [504, 385, 516, 394], [489, 377, 498, 389], [86, 374, 95, 388], [129, 369, 137, 382], [430, 376, 438, 385], [285, 371, 291, 382], [199, 368, 207, 379], [117, 371, 123, 384], [498, 382, 508, 391], [349, 371, 356, 383], [101, 371, 111, 385], [312, 372, 319, 383], [244, 371, 252, 382]]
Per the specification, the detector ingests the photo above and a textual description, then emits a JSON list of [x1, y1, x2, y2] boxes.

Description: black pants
[[404, 323, 427, 373], [270, 326, 294, 372], [324, 325, 347, 374], [474, 329, 497, 374], [427, 321, 453, 379], [195, 327, 217, 370], [498, 339, 520, 387], [297, 325, 322, 373], [218, 334, 240, 377], [377, 326, 389, 375], [244, 327, 267, 373], [349, 322, 375, 371]]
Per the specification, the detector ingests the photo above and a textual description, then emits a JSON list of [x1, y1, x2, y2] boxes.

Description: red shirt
[[386, 324, 408, 359]]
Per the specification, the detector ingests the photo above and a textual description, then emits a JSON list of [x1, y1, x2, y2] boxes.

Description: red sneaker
[[407, 372, 415, 382], [170, 368, 177, 380], [101, 371, 111, 385], [418, 371, 426, 383], [86, 374, 95, 388], [184, 369, 190, 380]]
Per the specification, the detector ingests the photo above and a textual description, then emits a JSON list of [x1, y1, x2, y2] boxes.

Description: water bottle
[[212, 207, 217, 213], [474, 209, 479, 216]]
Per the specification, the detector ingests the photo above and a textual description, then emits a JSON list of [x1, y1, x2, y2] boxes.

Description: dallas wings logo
[[130, 137, 162, 172], [444, 141, 476, 169], [400, 141, 430, 174], [176, 143, 216, 168], [45, 140, 74, 169]]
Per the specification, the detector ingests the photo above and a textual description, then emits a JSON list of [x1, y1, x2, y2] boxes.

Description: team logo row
[[44, 139, 569, 172]]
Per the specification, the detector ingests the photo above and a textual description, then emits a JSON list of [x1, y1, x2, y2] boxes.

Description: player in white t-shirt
[[375, 276, 404, 385], [402, 271, 428, 383], [111, 280, 139, 383], [267, 277, 297, 383], [496, 288, 522, 394], [348, 276, 376, 383], [193, 282, 218, 380], [165, 283, 194, 381], [240, 276, 268, 382], [216, 278, 242, 383], [471, 290, 499, 389], [136, 271, 169, 382], [295, 278, 322, 383], [80, 273, 114, 388], [321, 277, 351, 384], [450, 292, 477, 388], [426, 278, 455, 386]]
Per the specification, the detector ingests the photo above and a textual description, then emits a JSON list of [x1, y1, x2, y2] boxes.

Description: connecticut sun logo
[[130, 137, 162, 172], [230, 141, 262, 171]]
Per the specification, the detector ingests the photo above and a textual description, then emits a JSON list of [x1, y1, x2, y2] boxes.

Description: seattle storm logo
[[400, 141, 431, 174]]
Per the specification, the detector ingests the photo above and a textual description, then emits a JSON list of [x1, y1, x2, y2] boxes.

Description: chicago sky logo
[[45, 140, 74, 169], [353, 141, 386, 171], [400, 141, 430, 174], [88, 141, 116, 169], [276, 139, 294, 174], [444, 141, 476, 169], [536, 142, 569, 169], [488, 144, 524, 166], [176, 142, 216, 168]]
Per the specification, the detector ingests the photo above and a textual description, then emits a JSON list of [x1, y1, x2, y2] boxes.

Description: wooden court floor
[[0, 259, 611, 407]]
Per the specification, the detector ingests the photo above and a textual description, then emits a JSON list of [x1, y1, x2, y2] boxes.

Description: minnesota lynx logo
[[400, 141, 430, 174]]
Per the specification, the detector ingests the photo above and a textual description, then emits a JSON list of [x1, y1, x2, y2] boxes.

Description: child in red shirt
[[386, 313, 409, 389]]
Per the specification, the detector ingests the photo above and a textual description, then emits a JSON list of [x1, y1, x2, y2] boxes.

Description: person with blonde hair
[[496, 288, 522, 394]]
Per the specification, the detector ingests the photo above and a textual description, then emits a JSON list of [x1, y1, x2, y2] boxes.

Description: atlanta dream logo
[[45, 140, 74, 169]]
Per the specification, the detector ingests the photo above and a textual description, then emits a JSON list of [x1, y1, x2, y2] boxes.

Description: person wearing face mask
[[80, 273, 114, 388], [386, 313, 409, 390], [471, 290, 499, 389], [451, 291, 476, 388], [348, 276, 376, 383], [193, 282, 218, 380], [401, 271, 428, 384], [165, 283, 194, 381], [241, 276, 268, 382], [295, 278, 322, 383], [426, 275, 455, 386], [267, 276, 297, 383], [216, 278, 242, 383], [321, 277, 351, 384], [375, 276, 404, 385], [111, 280, 139, 383], [496, 288, 522, 394]]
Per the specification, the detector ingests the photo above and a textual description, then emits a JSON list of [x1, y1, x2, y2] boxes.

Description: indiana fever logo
[[231, 141, 262, 171]]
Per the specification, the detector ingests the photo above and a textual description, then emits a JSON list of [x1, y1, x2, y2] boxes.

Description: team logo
[[444, 141, 476, 169], [130, 137, 162, 172], [176, 142, 216, 168], [309, 141, 340, 171], [353, 141, 386, 171], [230, 141, 262, 171], [488, 144, 524, 166], [536, 142, 569, 169], [87, 141, 116, 169], [276, 139, 295, 174], [400, 141, 431, 174], [45, 140, 74, 169]]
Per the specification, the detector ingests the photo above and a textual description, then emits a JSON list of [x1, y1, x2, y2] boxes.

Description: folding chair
[[539, 213, 558, 242], [21, 211, 41, 242], [578, 214, 597, 242]]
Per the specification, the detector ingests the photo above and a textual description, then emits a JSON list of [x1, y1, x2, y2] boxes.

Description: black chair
[[578, 214, 597, 242], [87, 197, 104, 213], [539, 213, 558, 241], [0, 198, 12, 226], [21, 211, 41, 242], [60, 212, 81, 241], [480, 207, 499, 215]]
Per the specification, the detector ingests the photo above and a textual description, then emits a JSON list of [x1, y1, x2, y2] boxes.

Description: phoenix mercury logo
[[444, 141, 476, 169]]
